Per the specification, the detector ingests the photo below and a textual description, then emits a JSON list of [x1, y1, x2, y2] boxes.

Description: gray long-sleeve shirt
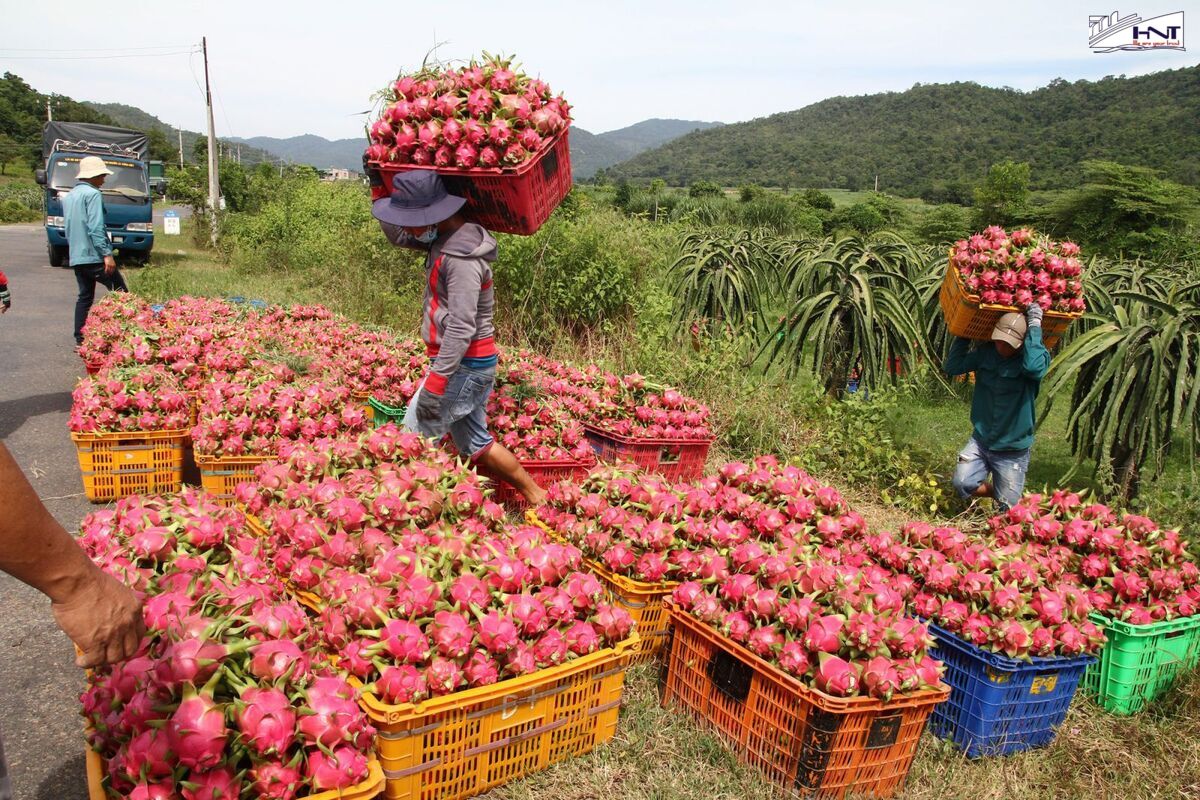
[[380, 221, 497, 395]]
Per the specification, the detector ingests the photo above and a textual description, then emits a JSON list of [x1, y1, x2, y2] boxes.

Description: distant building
[[319, 167, 358, 182]]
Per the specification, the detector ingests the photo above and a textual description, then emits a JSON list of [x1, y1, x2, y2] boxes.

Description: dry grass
[[474, 663, 1200, 800]]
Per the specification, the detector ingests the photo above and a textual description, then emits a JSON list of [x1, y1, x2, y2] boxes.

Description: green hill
[[85, 101, 276, 167], [601, 66, 1200, 201]]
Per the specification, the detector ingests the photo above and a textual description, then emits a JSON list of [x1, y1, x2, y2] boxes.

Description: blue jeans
[[952, 436, 1031, 511], [404, 365, 495, 459]]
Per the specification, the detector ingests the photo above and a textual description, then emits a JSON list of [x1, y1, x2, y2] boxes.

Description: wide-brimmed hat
[[371, 170, 466, 228], [77, 156, 114, 180], [992, 312, 1027, 349]]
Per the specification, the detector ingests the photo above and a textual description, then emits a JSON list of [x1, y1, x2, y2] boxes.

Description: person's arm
[[1022, 306, 1051, 379], [379, 221, 430, 252], [0, 444, 143, 667], [84, 190, 115, 272], [942, 337, 981, 376], [423, 258, 483, 396], [0, 270, 9, 314]]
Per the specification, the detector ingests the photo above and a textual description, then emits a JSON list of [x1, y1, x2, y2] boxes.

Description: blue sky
[[1, 0, 1196, 141]]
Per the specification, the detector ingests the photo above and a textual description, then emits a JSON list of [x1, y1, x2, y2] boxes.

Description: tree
[[1045, 160, 1200, 261], [831, 202, 886, 235], [145, 128, 178, 165], [973, 160, 1030, 228], [688, 180, 722, 199], [738, 183, 764, 202], [802, 188, 835, 211], [915, 204, 970, 246], [192, 137, 208, 162], [0, 133, 23, 174]]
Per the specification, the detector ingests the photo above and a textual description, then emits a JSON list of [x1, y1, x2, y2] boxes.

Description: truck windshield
[[49, 156, 148, 198]]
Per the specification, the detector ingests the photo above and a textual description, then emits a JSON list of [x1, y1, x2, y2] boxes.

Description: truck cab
[[36, 122, 155, 267]]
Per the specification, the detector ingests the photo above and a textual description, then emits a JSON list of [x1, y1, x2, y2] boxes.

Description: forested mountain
[[602, 67, 1200, 201], [570, 119, 723, 178], [86, 101, 276, 166]]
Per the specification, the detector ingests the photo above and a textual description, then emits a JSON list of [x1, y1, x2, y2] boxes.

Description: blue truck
[[35, 121, 155, 267]]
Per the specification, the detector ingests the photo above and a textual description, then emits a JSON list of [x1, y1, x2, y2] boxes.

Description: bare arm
[[0, 444, 144, 667]]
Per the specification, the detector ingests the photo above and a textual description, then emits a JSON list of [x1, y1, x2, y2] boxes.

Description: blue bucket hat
[[371, 170, 466, 228]]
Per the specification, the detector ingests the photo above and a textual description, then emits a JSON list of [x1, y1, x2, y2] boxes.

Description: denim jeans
[[404, 365, 496, 459], [74, 262, 128, 343], [952, 435, 1031, 511]]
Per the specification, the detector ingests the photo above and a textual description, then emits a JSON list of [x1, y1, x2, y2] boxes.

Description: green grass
[[821, 188, 935, 212]]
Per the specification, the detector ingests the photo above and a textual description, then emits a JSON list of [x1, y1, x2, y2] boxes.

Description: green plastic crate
[[368, 396, 407, 428], [1081, 612, 1200, 715]]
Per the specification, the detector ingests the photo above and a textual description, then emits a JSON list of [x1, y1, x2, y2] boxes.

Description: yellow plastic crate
[[528, 510, 676, 662], [72, 429, 188, 503], [195, 452, 270, 506], [361, 633, 638, 800], [86, 744, 385, 799]]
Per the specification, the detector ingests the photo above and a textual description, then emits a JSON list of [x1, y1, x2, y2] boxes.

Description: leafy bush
[[494, 200, 673, 340], [914, 204, 970, 246], [0, 198, 39, 223], [688, 180, 723, 199]]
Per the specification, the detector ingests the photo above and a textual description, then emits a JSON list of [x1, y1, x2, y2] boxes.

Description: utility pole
[[874, 174, 879, 192], [45, 99, 52, 121], [202, 36, 220, 243], [178, 128, 184, 168]]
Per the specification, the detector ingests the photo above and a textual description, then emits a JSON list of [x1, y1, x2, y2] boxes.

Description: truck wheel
[[48, 244, 67, 267]]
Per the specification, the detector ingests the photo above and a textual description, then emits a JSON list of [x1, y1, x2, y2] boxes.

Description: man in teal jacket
[[63, 155, 127, 346], [943, 306, 1049, 510]]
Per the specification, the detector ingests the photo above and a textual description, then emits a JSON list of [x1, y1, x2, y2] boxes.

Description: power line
[[0, 44, 196, 52], [0, 50, 199, 61]]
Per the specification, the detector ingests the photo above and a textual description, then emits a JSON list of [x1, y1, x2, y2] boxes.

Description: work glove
[[1025, 304, 1044, 328], [415, 386, 443, 425]]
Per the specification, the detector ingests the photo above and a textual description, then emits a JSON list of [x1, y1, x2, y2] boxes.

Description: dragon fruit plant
[[80, 494, 377, 799], [366, 53, 571, 170], [866, 521, 1106, 660], [70, 365, 193, 434], [950, 226, 1086, 313], [990, 492, 1200, 625]]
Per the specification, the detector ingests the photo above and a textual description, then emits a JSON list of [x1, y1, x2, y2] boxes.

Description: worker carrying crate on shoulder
[[372, 170, 547, 506]]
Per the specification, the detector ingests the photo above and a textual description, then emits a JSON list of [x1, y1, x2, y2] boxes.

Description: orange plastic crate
[[86, 744, 385, 799], [527, 511, 676, 663], [939, 258, 1079, 350], [195, 452, 270, 505], [72, 429, 188, 503], [359, 632, 637, 800], [662, 604, 949, 799]]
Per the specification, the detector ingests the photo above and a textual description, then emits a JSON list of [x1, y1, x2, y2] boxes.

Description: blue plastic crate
[[927, 621, 1095, 757]]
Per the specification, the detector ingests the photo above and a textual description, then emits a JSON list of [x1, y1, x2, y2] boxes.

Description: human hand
[[103, 255, 116, 275], [415, 387, 443, 424], [51, 567, 145, 668], [1025, 304, 1044, 328]]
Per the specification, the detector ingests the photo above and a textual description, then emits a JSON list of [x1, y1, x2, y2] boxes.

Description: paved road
[[0, 223, 106, 800]]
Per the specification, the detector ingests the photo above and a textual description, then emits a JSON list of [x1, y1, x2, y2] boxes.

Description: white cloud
[[1, 0, 1196, 140]]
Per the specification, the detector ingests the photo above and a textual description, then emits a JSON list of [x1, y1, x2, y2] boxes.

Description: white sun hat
[[77, 156, 114, 180]]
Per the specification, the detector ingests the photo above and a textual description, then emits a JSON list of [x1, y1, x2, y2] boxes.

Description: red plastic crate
[[367, 131, 572, 236], [584, 424, 712, 483], [491, 458, 591, 508]]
